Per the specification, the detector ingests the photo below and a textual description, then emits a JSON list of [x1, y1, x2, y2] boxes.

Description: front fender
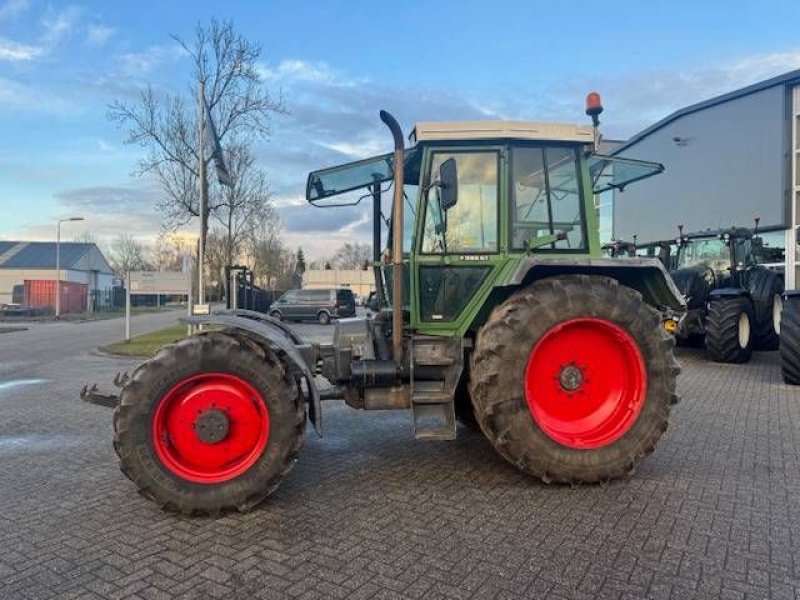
[[505, 257, 686, 313], [709, 288, 750, 300], [182, 311, 322, 437]]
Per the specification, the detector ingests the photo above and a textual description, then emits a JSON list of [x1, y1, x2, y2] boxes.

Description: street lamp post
[[55, 217, 84, 318]]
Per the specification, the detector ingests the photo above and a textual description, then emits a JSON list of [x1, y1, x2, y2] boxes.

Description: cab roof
[[410, 120, 594, 144]]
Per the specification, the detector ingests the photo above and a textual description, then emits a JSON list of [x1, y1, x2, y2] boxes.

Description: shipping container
[[24, 280, 88, 314]]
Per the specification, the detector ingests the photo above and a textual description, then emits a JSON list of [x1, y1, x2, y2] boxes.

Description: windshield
[[306, 147, 421, 204], [677, 238, 732, 271], [589, 154, 664, 193]]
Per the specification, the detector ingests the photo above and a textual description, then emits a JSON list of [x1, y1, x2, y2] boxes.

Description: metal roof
[[615, 68, 800, 154], [410, 120, 594, 144], [0, 242, 100, 270]]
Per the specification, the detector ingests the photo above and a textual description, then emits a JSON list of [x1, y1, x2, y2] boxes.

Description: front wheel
[[113, 331, 306, 515], [705, 296, 754, 363], [317, 311, 331, 325], [469, 275, 679, 484]]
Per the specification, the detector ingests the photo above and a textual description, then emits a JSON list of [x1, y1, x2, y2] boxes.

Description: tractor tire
[[747, 268, 783, 350], [469, 275, 678, 484], [780, 294, 800, 385], [453, 369, 479, 431], [113, 330, 306, 516], [705, 296, 754, 363]]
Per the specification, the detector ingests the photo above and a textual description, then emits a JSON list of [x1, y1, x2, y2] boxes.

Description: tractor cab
[[674, 227, 756, 287], [307, 118, 666, 339]]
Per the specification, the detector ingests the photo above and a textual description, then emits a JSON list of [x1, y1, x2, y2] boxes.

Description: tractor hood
[[670, 265, 715, 309]]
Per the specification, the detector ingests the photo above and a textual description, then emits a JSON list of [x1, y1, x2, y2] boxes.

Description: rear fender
[[182, 311, 322, 436], [508, 257, 686, 313], [709, 288, 750, 300]]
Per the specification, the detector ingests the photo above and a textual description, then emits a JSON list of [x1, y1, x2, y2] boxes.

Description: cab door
[[412, 147, 504, 334]]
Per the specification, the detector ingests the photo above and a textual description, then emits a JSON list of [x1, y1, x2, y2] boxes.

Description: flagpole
[[197, 78, 207, 307]]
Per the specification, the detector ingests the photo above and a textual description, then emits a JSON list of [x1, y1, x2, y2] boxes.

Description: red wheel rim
[[524, 318, 647, 449], [152, 373, 270, 483]]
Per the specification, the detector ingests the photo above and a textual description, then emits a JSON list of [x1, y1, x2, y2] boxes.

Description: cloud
[[40, 5, 81, 46], [0, 37, 42, 61], [0, 0, 28, 20], [259, 60, 361, 87], [0, 77, 70, 112], [42, 184, 167, 242], [85, 24, 113, 47], [115, 44, 185, 77]]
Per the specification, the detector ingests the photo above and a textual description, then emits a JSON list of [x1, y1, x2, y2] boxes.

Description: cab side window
[[421, 152, 499, 254], [512, 146, 586, 251]]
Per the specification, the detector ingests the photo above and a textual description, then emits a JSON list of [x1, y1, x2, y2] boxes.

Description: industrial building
[[0, 241, 115, 309], [609, 69, 800, 287]]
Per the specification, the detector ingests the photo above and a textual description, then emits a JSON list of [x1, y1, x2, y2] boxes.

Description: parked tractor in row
[[668, 224, 783, 362], [609, 221, 784, 363], [87, 96, 686, 515]]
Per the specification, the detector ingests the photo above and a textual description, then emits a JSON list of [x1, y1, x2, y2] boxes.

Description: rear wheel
[[747, 269, 783, 350], [317, 311, 331, 325], [469, 275, 678, 483], [113, 331, 305, 515], [780, 294, 800, 385], [705, 296, 754, 363]]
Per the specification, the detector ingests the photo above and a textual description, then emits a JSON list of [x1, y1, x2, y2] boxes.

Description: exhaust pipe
[[379, 110, 404, 366]]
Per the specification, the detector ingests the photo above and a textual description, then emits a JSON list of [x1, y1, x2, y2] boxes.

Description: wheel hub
[[194, 408, 230, 444], [558, 364, 584, 392], [151, 373, 270, 483], [524, 318, 647, 449]]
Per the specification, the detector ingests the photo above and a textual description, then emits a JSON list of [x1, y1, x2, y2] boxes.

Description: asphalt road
[[0, 309, 184, 380], [1, 315, 800, 599]]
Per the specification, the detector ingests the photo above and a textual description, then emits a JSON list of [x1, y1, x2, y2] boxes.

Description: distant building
[[0, 241, 115, 306], [608, 69, 800, 287], [303, 269, 375, 298]]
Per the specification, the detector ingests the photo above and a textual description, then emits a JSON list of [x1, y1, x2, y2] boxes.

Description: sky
[[1, 0, 800, 259]]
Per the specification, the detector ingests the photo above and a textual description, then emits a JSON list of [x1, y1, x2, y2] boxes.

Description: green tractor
[[668, 222, 783, 362], [102, 96, 685, 515]]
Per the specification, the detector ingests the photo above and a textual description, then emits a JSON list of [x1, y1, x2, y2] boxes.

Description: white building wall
[[789, 85, 800, 289], [302, 270, 376, 298]]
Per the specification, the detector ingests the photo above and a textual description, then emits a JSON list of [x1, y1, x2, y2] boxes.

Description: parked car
[[268, 288, 356, 324]]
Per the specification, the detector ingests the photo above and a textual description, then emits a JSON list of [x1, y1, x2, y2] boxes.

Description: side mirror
[[438, 158, 458, 210]]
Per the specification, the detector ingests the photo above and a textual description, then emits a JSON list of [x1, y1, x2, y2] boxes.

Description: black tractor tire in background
[[747, 268, 783, 350], [453, 366, 479, 431], [469, 275, 679, 484], [705, 296, 755, 363], [113, 331, 306, 515], [780, 293, 800, 385]]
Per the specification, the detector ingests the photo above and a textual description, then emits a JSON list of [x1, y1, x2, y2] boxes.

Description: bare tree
[[108, 19, 285, 245], [212, 143, 276, 269], [330, 242, 372, 270], [149, 231, 185, 272], [242, 209, 297, 290], [109, 233, 150, 280]]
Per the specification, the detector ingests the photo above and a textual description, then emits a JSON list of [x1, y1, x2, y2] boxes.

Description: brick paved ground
[[0, 337, 799, 599]]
